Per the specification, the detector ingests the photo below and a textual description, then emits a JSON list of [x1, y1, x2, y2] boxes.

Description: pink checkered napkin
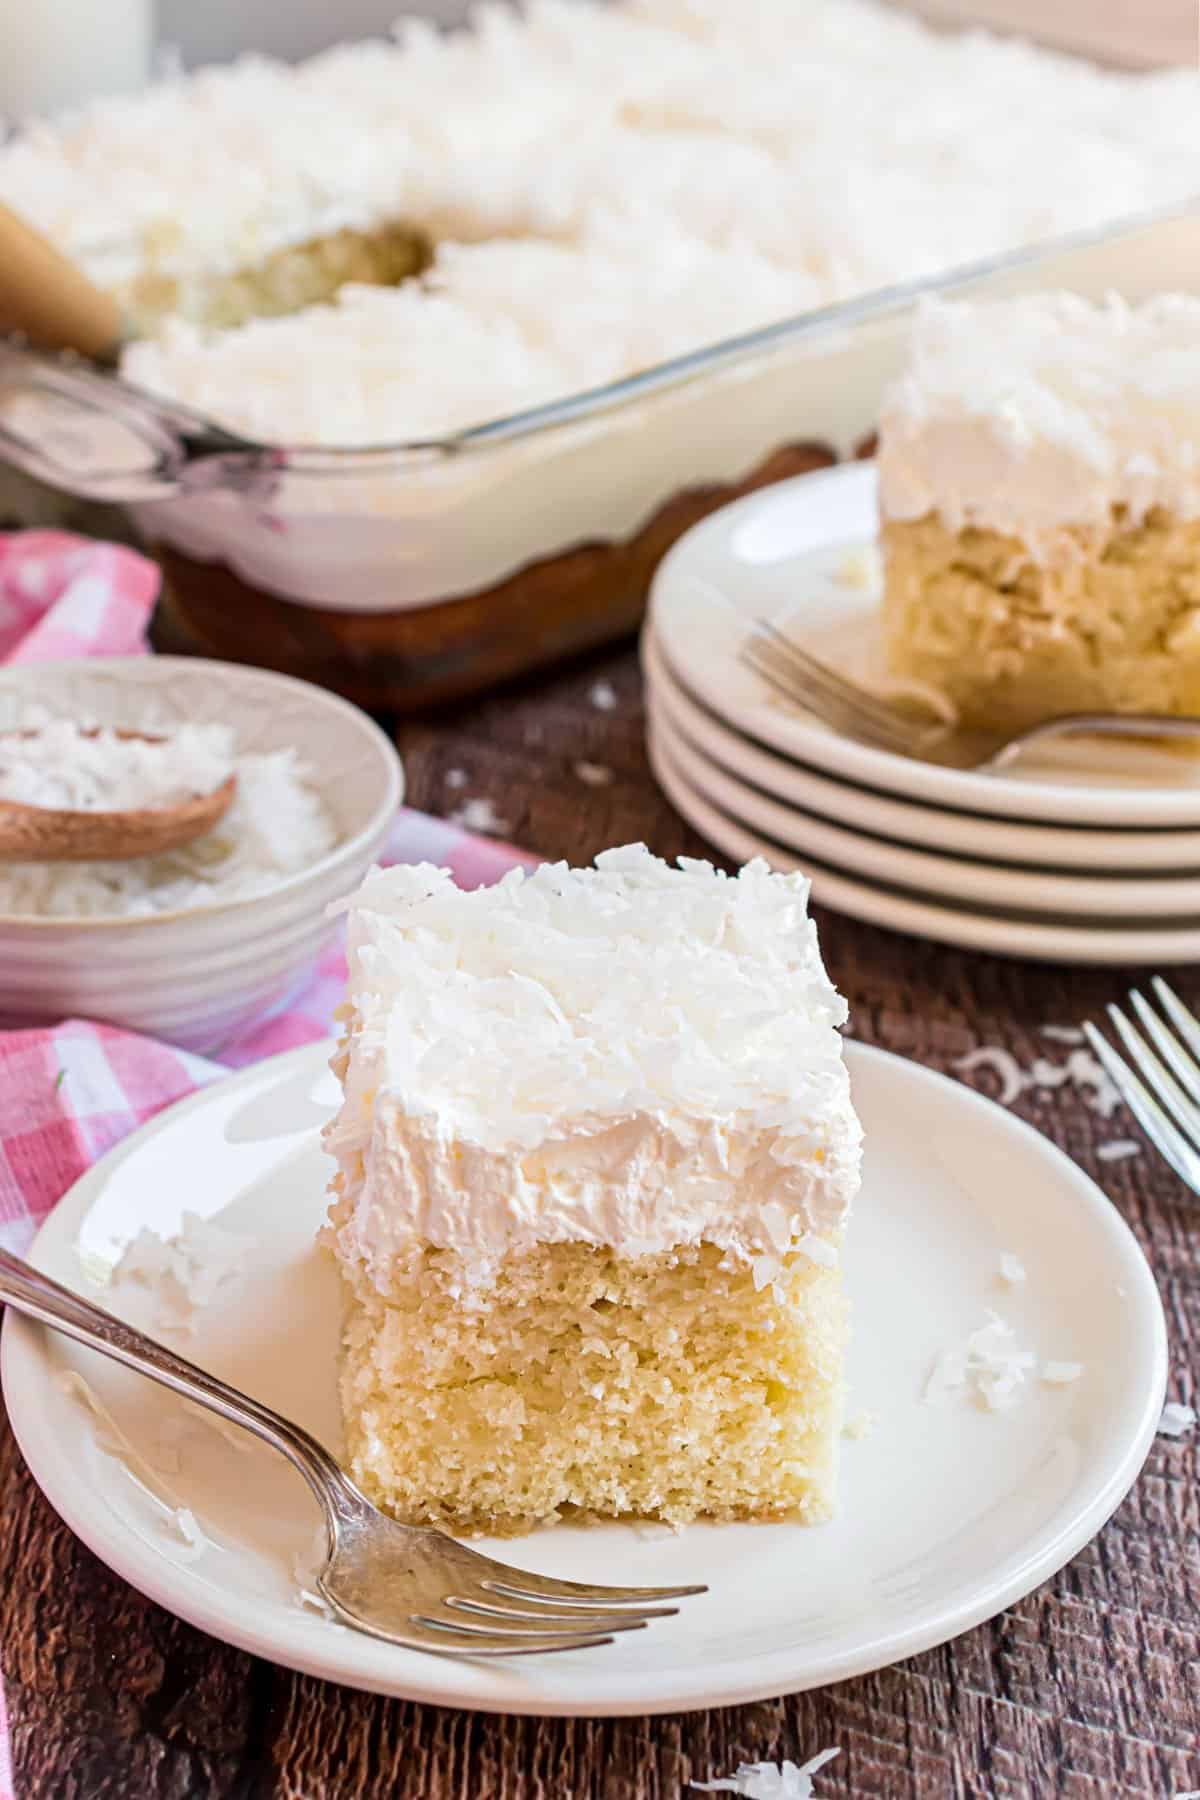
[[0, 532, 535, 1791]]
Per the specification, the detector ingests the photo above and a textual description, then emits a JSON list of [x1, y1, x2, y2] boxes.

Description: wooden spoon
[[0, 731, 237, 863], [0, 200, 125, 362]]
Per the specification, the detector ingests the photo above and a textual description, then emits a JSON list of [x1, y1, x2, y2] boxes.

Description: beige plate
[[2, 1041, 1166, 1716]]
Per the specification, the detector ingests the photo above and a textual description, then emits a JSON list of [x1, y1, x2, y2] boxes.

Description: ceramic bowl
[[0, 658, 403, 1052]]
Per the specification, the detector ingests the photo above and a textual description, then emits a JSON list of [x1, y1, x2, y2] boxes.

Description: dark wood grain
[[3, 640, 1199, 1800]]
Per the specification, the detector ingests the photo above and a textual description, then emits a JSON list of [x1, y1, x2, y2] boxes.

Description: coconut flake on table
[[448, 796, 509, 836], [0, 720, 233, 812], [0, 728, 337, 918], [1096, 1139, 1142, 1163], [575, 761, 614, 787], [954, 1045, 1121, 1119], [1158, 1402, 1197, 1439], [692, 1748, 840, 1797], [589, 680, 618, 711]]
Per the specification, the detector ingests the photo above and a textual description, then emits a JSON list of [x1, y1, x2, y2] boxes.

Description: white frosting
[[4, 0, 1200, 444], [324, 847, 861, 1285], [121, 229, 816, 445], [879, 293, 1200, 552]]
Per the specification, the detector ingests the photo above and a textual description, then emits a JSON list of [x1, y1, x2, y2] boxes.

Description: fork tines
[[1084, 976, 1200, 1189], [740, 618, 924, 756]]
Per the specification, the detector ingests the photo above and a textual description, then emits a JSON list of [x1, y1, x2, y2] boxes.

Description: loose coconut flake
[[1158, 1402, 1197, 1439], [997, 1251, 1027, 1287], [448, 796, 509, 836], [112, 1211, 257, 1334], [1096, 1139, 1141, 1162], [954, 1045, 1121, 1119], [59, 1370, 218, 1560], [924, 1313, 1036, 1412], [589, 681, 618, 711], [1042, 1361, 1084, 1385], [575, 761, 615, 787], [693, 1749, 841, 1798]]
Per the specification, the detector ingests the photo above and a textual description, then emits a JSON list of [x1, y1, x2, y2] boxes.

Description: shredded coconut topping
[[0, 722, 335, 919], [4, 1, 1196, 444], [326, 847, 860, 1278], [881, 294, 1200, 553], [0, 721, 233, 812]]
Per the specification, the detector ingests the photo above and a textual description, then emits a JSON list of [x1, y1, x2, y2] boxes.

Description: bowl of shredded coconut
[[0, 658, 403, 1051]]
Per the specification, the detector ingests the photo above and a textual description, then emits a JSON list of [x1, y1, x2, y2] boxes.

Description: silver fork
[[741, 619, 1200, 772], [1083, 979, 1200, 1190], [0, 1249, 704, 1657]]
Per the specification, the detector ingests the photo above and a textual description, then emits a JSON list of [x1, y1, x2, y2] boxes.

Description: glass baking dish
[[2, 200, 1198, 711]]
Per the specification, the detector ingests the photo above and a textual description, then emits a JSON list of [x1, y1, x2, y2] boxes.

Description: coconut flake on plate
[[997, 1251, 1027, 1286], [924, 1312, 1039, 1411], [111, 1211, 258, 1334], [1042, 1361, 1084, 1385], [59, 1370, 219, 1559], [0, 720, 234, 813]]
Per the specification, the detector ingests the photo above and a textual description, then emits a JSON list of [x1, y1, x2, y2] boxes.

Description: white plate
[[650, 705, 1200, 922], [649, 462, 1200, 829], [2, 1043, 1166, 1717], [644, 630, 1200, 876], [651, 735, 1200, 966]]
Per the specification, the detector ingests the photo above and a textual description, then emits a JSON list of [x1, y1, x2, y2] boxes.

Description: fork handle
[[0, 1246, 347, 1519]]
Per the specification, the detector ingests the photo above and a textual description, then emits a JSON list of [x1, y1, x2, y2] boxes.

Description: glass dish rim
[[90, 195, 1200, 476]]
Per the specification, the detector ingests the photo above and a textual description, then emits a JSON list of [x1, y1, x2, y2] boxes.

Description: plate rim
[[649, 462, 1200, 830], [1, 1039, 1168, 1717], [643, 629, 1200, 875], [651, 735, 1200, 967], [649, 699, 1200, 920]]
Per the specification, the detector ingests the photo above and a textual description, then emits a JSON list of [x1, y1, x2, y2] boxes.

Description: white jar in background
[[0, 0, 153, 120]]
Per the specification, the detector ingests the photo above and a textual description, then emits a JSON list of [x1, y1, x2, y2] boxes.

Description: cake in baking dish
[[322, 847, 861, 1534], [2, 0, 1199, 444], [878, 293, 1200, 734]]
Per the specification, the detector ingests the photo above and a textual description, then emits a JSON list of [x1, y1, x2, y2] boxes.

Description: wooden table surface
[[3, 5, 1200, 1798]]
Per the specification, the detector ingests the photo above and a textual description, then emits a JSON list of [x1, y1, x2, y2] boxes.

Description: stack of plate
[[644, 462, 1200, 965]]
